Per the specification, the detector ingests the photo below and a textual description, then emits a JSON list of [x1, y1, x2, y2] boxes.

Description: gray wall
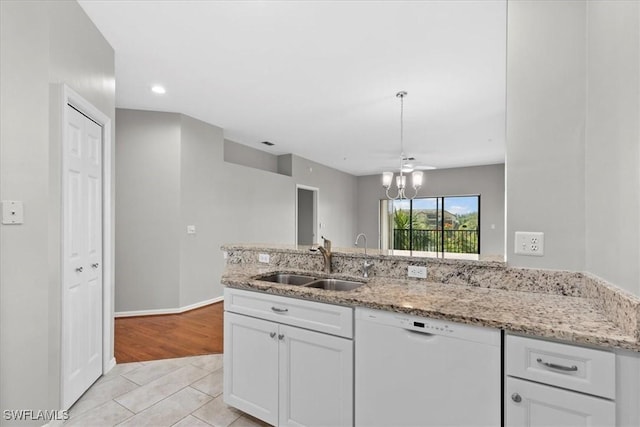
[[356, 164, 505, 257], [224, 139, 279, 174], [116, 110, 362, 312], [506, 0, 640, 296], [297, 188, 314, 245], [115, 110, 181, 311], [0, 0, 115, 422], [585, 1, 640, 297], [291, 155, 359, 248], [179, 115, 226, 307]]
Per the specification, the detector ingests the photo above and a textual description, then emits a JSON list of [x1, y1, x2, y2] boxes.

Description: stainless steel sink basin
[[304, 278, 365, 291], [258, 273, 317, 286]]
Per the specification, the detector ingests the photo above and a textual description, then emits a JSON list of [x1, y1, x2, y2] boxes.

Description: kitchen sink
[[257, 273, 317, 286], [304, 278, 365, 291]]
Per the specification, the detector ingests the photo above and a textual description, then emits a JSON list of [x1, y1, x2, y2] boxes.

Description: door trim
[[61, 85, 114, 407], [295, 184, 319, 245]]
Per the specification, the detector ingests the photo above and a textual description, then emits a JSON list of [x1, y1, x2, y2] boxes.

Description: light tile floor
[[65, 354, 270, 427]]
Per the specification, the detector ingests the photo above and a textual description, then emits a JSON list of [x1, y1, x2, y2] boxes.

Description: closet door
[[62, 105, 103, 409]]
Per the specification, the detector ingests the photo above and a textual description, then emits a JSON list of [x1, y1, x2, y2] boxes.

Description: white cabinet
[[224, 312, 279, 425], [224, 289, 353, 427], [505, 334, 616, 427], [506, 377, 615, 427]]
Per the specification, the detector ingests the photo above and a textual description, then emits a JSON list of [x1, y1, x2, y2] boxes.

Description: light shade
[[382, 172, 394, 188], [412, 171, 423, 189]]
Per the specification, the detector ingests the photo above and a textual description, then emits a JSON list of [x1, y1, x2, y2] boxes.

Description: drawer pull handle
[[269, 332, 276, 339], [278, 334, 285, 341], [511, 393, 522, 403], [271, 307, 288, 313], [536, 358, 578, 372]]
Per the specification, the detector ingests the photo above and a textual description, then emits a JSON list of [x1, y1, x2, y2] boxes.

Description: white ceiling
[[78, 0, 507, 176]]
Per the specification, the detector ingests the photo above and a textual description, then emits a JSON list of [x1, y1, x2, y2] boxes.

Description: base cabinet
[[506, 377, 615, 427], [505, 334, 616, 427], [224, 312, 279, 425], [224, 309, 353, 427]]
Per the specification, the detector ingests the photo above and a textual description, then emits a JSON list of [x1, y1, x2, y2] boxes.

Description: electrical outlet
[[258, 253, 270, 263], [514, 232, 544, 256], [407, 265, 427, 279]]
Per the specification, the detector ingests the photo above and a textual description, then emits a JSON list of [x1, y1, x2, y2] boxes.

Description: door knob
[[75, 267, 83, 273], [511, 393, 522, 403]]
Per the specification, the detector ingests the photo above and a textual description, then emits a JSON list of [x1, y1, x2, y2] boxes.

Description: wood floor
[[114, 302, 224, 363]]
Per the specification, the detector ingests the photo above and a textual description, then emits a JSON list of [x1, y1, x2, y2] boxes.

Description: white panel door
[[506, 377, 616, 427], [279, 324, 353, 427], [62, 105, 103, 409], [224, 312, 279, 426]]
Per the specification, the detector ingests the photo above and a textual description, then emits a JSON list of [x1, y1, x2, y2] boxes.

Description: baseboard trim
[[104, 357, 117, 374], [115, 296, 223, 318]]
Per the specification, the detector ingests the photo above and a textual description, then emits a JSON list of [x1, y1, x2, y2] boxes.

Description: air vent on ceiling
[[261, 141, 275, 146]]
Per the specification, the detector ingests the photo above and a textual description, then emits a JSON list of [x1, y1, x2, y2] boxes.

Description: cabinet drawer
[[506, 334, 615, 399], [224, 288, 353, 338]]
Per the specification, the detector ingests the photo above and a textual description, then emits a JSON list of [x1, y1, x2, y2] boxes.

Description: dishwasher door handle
[[405, 328, 436, 338]]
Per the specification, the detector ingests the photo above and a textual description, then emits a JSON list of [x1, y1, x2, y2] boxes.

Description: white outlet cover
[[258, 253, 270, 263], [407, 265, 427, 279], [514, 231, 544, 256]]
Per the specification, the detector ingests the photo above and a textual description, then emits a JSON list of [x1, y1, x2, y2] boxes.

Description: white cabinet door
[[279, 324, 353, 427], [224, 312, 279, 426], [506, 377, 615, 427]]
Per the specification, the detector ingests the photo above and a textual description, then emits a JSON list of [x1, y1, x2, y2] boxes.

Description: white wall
[[506, 0, 640, 296], [356, 164, 505, 257], [506, 0, 587, 272], [585, 1, 640, 296], [0, 0, 115, 421]]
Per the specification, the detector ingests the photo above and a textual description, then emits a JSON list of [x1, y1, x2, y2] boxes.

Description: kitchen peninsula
[[221, 243, 640, 427]]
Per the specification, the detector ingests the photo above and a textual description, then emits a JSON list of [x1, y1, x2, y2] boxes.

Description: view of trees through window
[[388, 195, 480, 255]]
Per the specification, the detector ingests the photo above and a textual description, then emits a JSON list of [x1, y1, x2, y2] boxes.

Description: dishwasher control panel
[[356, 307, 501, 346], [399, 318, 456, 334]]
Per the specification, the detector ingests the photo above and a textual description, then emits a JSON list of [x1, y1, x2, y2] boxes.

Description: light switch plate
[[258, 253, 270, 263], [187, 225, 196, 234], [2, 200, 24, 224], [515, 231, 544, 256], [408, 265, 427, 279]]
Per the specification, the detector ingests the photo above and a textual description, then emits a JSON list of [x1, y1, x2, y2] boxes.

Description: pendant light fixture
[[382, 91, 423, 200]]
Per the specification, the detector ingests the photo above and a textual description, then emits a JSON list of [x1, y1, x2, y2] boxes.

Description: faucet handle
[[321, 236, 332, 251]]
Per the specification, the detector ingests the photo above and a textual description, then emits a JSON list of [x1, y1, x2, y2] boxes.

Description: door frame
[[295, 185, 319, 246], [61, 84, 114, 406]]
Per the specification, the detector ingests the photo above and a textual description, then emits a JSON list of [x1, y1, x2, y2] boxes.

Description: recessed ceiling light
[[151, 85, 166, 94]]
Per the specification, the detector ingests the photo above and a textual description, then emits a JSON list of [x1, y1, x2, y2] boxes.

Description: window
[[380, 195, 480, 258]]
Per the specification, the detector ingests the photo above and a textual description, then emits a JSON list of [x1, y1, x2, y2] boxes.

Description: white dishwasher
[[355, 307, 501, 427]]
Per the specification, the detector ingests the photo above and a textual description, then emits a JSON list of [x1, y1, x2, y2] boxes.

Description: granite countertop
[[221, 264, 640, 352]]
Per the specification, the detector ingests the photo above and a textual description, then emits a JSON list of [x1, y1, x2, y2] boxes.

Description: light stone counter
[[221, 244, 640, 352]]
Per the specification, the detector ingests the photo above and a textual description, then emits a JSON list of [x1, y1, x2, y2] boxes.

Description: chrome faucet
[[355, 233, 373, 278], [317, 236, 332, 273]]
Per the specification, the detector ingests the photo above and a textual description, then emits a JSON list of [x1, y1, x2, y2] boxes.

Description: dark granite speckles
[[220, 244, 640, 352]]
